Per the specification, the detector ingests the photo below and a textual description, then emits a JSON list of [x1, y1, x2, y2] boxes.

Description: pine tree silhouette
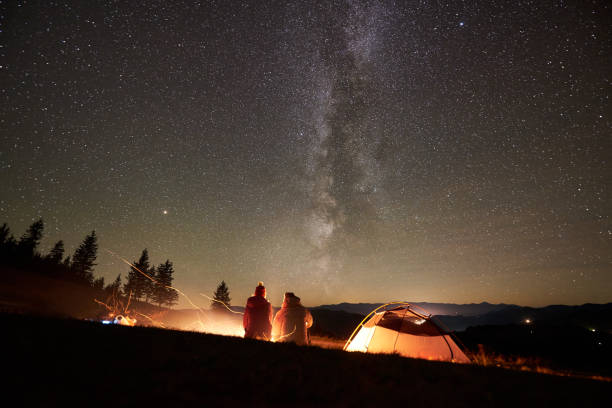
[[124, 249, 151, 301], [0, 223, 17, 262], [144, 265, 155, 303], [93, 276, 105, 291], [71, 230, 98, 285], [153, 260, 178, 307], [104, 274, 122, 296], [62, 255, 71, 269], [42, 240, 66, 277], [0, 223, 11, 245], [17, 219, 44, 261], [47, 240, 65, 264], [211, 281, 231, 311]]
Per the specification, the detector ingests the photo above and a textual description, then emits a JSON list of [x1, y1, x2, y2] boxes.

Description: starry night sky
[[1, 0, 611, 308]]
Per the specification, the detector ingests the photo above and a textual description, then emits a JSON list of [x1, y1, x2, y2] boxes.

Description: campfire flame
[[95, 287, 137, 326]]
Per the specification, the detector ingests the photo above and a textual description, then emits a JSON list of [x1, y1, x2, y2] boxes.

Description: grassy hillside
[[4, 313, 609, 407], [457, 323, 612, 377], [0, 266, 102, 317]]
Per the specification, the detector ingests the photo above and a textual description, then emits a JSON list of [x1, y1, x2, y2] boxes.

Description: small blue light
[[102, 320, 112, 325], [459, 22, 465, 27]]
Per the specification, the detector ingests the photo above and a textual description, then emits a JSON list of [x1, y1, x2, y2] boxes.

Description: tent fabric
[[377, 308, 442, 336], [345, 305, 471, 364]]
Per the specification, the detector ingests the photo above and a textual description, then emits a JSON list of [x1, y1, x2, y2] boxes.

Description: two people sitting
[[243, 281, 313, 345]]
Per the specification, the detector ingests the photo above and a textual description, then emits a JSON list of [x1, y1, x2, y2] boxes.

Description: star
[[0, 0, 609, 308]]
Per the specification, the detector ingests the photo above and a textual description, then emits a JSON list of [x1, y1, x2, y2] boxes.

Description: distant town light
[[524, 319, 531, 324]]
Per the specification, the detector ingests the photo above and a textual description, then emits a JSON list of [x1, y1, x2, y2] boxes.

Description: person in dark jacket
[[243, 282, 274, 340], [272, 292, 313, 345]]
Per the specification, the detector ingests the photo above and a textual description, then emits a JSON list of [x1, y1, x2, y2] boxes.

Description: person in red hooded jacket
[[243, 282, 274, 340], [272, 292, 313, 345]]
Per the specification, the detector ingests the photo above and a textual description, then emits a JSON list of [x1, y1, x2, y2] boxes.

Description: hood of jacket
[[246, 295, 269, 309], [282, 294, 302, 308]]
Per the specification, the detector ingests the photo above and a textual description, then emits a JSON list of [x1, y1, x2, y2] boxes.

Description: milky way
[[302, 2, 388, 290], [1, 1, 610, 307]]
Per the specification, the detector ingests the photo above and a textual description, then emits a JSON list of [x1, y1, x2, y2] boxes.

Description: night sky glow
[[1, 1, 610, 308]]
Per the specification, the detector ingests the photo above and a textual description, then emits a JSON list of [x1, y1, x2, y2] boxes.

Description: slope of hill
[[3, 313, 609, 407], [457, 323, 612, 377]]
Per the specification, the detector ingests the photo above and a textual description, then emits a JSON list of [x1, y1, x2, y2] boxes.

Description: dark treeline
[[124, 248, 178, 307], [0, 220, 178, 309]]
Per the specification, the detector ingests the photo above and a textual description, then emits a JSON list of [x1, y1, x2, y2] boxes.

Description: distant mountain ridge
[[313, 301, 513, 317], [313, 302, 612, 332], [436, 302, 612, 331]]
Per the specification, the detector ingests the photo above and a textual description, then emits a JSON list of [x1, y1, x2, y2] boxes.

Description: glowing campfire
[[95, 287, 137, 327]]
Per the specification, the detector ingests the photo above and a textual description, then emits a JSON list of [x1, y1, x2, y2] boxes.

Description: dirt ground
[[3, 313, 609, 407]]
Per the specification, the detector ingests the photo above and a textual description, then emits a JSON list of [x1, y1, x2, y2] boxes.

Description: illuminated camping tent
[[344, 302, 471, 363]]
